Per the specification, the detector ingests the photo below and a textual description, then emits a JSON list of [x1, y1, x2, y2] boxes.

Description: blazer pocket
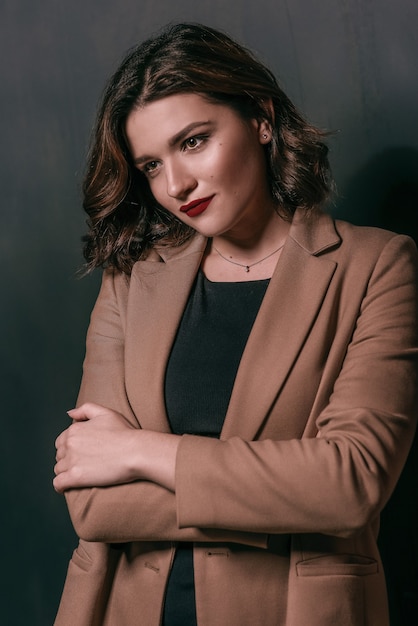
[[296, 553, 378, 577]]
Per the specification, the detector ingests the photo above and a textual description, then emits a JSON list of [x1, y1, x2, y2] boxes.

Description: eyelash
[[141, 134, 208, 176]]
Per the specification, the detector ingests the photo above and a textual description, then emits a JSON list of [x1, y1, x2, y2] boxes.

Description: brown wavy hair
[[82, 22, 332, 274]]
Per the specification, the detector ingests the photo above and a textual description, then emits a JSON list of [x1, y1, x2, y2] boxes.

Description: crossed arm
[[53, 234, 418, 544]]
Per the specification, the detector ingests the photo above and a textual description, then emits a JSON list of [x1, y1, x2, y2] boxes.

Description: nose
[[165, 159, 197, 199]]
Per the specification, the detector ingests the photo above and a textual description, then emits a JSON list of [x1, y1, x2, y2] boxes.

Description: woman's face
[[125, 93, 275, 240]]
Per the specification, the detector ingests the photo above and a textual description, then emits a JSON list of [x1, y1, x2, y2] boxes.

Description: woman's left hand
[[53, 402, 180, 494], [53, 403, 140, 493]]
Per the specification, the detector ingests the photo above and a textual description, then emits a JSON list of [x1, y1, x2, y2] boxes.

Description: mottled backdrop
[[1, 1, 417, 624]]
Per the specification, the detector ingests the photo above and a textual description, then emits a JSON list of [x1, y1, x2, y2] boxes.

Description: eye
[[142, 160, 160, 176], [182, 135, 206, 151]]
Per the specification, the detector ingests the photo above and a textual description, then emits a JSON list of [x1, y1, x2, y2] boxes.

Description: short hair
[[82, 22, 332, 274]]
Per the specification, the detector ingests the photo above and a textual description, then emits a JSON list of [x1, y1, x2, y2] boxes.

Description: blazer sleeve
[[175, 234, 418, 538], [64, 268, 268, 548]]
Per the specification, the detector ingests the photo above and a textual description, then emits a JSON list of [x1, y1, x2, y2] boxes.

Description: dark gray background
[[1, 1, 417, 624]]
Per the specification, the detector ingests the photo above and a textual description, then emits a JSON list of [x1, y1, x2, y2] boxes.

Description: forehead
[[125, 93, 242, 154], [129, 93, 211, 127]]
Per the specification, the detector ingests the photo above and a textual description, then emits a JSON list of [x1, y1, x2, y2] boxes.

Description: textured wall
[[1, 1, 417, 623]]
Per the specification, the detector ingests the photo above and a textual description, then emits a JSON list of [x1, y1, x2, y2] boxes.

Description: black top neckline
[[199, 268, 271, 286]]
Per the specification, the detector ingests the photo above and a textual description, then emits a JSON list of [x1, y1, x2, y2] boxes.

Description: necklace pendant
[[213, 241, 286, 273]]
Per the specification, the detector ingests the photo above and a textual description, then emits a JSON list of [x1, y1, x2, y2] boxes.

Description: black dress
[[163, 270, 269, 625]]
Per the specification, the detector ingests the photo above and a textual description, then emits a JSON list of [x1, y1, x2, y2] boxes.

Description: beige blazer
[[55, 210, 418, 626]]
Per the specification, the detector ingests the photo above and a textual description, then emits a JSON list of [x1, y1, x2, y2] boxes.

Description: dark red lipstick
[[180, 195, 214, 217]]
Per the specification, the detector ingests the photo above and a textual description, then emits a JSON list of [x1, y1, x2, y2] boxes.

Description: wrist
[[133, 430, 181, 491]]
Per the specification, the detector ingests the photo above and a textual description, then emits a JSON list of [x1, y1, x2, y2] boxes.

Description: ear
[[261, 97, 275, 123], [257, 98, 275, 144], [258, 120, 272, 144]]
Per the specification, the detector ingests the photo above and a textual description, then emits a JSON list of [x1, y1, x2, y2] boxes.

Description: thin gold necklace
[[212, 242, 285, 272]]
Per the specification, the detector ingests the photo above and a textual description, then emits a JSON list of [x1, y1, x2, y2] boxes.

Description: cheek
[[223, 142, 254, 178], [147, 178, 169, 206], [147, 181, 182, 219]]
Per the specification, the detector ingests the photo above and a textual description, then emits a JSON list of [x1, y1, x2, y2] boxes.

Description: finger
[[67, 407, 88, 422], [53, 473, 67, 494], [67, 402, 109, 422], [55, 432, 66, 449], [54, 458, 67, 476], [55, 444, 67, 462], [53, 462, 80, 492]]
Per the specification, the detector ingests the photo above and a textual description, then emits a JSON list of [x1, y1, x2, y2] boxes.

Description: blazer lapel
[[124, 210, 340, 439], [221, 210, 340, 440], [124, 235, 206, 432]]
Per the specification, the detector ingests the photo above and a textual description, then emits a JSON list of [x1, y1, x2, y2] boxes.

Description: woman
[[53, 23, 418, 626]]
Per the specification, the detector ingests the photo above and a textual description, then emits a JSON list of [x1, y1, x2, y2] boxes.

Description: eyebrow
[[132, 120, 212, 165]]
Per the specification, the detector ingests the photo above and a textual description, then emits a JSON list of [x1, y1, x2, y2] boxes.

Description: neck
[[212, 210, 289, 260], [202, 211, 291, 282]]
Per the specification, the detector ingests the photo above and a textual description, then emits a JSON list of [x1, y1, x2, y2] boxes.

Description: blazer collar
[[124, 210, 340, 437], [288, 208, 341, 255]]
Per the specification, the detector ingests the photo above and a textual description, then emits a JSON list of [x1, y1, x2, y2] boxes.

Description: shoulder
[[291, 208, 417, 262], [98, 246, 165, 298], [334, 218, 410, 246], [96, 233, 207, 300], [332, 218, 418, 265], [319, 218, 418, 300], [294, 209, 418, 291]]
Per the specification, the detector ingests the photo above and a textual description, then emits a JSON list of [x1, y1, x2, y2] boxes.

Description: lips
[[180, 195, 214, 217]]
